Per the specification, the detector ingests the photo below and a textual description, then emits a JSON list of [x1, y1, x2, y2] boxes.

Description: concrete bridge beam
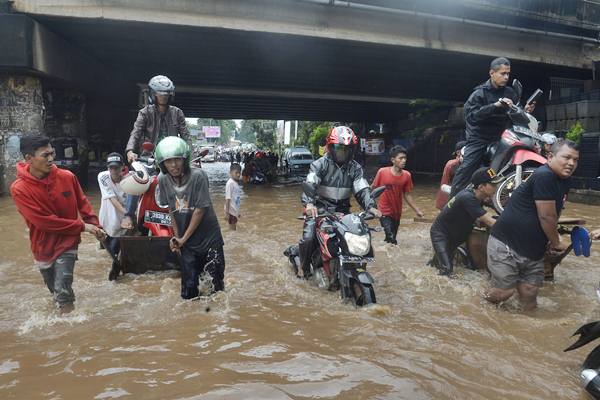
[[10, 0, 600, 69]]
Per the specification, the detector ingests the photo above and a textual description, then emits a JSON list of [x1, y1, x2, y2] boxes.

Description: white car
[[200, 147, 216, 162]]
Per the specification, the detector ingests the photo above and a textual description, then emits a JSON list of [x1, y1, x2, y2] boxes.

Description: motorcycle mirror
[[371, 186, 386, 199], [526, 88, 544, 107], [302, 182, 318, 198], [199, 148, 209, 157], [512, 79, 523, 103]]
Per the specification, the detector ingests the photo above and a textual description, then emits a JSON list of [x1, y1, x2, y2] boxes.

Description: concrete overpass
[[1, 0, 599, 192]]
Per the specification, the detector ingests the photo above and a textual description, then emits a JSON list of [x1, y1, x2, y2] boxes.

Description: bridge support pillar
[[0, 75, 44, 195]]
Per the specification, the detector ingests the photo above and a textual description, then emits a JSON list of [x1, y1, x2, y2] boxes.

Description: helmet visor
[[332, 144, 352, 164]]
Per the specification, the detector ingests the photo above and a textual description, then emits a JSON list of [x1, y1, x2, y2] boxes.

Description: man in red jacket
[[11, 136, 105, 311]]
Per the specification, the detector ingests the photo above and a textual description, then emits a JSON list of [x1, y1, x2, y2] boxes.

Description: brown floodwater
[[1, 161, 600, 399]]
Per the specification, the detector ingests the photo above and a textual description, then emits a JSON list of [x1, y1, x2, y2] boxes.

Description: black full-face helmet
[[148, 75, 175, 105]]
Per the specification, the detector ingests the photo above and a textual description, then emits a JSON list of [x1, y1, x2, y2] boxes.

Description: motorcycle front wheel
[[351, 281, 376, 306], [492, 167, 537, 213]]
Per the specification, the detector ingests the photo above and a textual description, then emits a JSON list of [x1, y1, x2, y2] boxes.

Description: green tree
[[239, 120, 258, 144], [308, 122, 333, 155], [256, 121, 277, 149], [294, 121, 321, 146], [567, 121, 584, 144], [239, 120, 278, 148]]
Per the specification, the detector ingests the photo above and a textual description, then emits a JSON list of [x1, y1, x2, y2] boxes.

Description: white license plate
[[144, 210, 172, 225]]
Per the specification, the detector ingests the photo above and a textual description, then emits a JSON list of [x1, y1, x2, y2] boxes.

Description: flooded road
[[1, 161, 600, 399]]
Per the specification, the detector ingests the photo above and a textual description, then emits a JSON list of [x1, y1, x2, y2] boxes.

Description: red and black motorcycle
[[118, 142, 207, 274], [285, 183, 385, 307], [485, 83, 548, 213]]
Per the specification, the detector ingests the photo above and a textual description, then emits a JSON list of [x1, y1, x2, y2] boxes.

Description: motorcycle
[[484, 81, 548, 213], [284, 183, 385, 307], [117, 142, 184, 275]]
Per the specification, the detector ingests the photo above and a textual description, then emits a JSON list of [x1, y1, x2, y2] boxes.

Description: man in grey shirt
[[156, 137, 225, 299]]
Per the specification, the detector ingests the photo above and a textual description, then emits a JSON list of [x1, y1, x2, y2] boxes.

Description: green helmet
[[155, 136, 191, 174]]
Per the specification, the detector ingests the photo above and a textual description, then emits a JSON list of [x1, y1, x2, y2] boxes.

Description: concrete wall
[[0, 74, 98, 194], [0, 75, 44, 195]]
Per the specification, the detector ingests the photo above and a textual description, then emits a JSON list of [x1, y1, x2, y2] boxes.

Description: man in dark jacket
[[121, 75, 191, 229], [450, 57, 534, 198], [296, 126, 381, 277]]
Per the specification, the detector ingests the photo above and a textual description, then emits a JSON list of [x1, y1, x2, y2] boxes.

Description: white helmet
[[541, 133, 557, 145], [120, 161, 151, 195]]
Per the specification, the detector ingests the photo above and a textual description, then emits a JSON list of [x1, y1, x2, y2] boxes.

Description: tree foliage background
[[239, 120, 278, 149]]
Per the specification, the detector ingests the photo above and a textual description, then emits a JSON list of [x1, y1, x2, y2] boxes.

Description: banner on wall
[[202, 126, 221, 138], [364, 138, 385, 155]]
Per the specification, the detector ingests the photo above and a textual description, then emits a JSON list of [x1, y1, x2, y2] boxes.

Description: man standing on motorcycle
[[121, 75, 191, 230], [450, 57, 535, 199], [297, 126, 382, 277]]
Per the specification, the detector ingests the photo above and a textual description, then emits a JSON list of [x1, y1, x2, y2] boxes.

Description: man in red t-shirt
[[435, 141, 465, 210], [371, 145, 424, 244]]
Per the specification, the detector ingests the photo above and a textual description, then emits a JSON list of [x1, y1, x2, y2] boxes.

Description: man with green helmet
[[156, 137, 225, 298]]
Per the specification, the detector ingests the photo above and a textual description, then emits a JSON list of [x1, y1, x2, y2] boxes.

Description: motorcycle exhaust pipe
[[581, 369, 600, 399]]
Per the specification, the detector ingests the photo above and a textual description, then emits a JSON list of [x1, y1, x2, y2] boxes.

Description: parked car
[[283, 147, 313, 177], [200, 146, 216, 163]]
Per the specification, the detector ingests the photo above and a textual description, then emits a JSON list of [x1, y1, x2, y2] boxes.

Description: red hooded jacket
[[10, 162, 100, 262]]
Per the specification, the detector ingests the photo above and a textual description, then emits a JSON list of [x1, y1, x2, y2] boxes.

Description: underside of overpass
[[1, 0, 599, 193], [29, 16, 592, 121]]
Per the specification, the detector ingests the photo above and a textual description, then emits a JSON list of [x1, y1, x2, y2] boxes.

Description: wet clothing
[[487, 235, 545, 289], [11, 163, 100, 263], [97, 171, 127, 238], [435, 158, 460, 210], [39, 251, 77, 305], [491, 164, 571, 260], [225, 178, 242, 218], [450, 80, 519, 198], [430, 188, 486, 273], [158, 168, 224, 254], [180, 246, 225, 299], [380, 216, 400, 244], [429, 229, 454, 275], [125, 105, 190, 154], [302, 154, 375, 212], [372, 167, 414, 221], [299, 154, 375, 274]]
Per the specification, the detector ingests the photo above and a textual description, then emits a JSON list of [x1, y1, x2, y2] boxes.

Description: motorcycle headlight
[[344, 232, 370, 256]]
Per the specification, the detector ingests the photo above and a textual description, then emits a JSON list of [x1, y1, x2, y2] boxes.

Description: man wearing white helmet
[[540, 133, 557, 158], [122, 75, 191, 229]]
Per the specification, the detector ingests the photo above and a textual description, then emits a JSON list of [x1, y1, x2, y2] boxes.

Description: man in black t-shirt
[[485, 139, 579, 311], [430, 167, 500, 276]]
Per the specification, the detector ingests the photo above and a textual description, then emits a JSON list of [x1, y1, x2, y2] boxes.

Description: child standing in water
[[371, 145, 424, 244], [225, 163, 242, 231]]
